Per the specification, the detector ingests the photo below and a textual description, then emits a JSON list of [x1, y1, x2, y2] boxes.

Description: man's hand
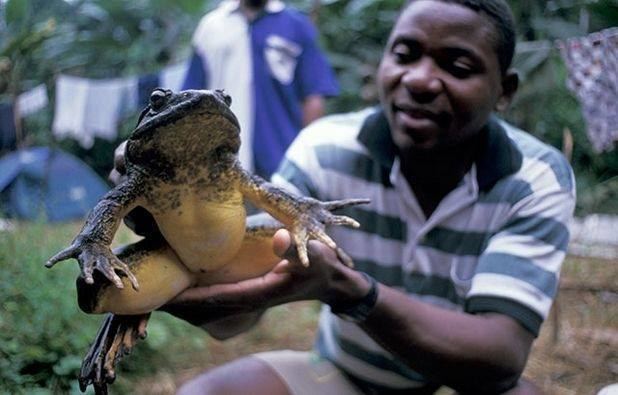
[[159, 229, 370, 333]]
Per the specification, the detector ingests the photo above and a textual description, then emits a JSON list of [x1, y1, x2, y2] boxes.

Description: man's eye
[[446, 60, 475, 78], [391, 42, 419, 63]]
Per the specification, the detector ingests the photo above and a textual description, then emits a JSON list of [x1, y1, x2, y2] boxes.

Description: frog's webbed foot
[[46, 239, 139, 290], [290, 197, 370, 267], [79, 313, 150, 394]]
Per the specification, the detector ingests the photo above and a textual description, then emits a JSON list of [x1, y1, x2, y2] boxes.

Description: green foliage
[[0, 222, 208, 393], [2, 0, 617, 213]]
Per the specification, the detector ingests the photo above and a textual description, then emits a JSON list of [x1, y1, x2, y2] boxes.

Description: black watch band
[[330, 272, 379, 323]]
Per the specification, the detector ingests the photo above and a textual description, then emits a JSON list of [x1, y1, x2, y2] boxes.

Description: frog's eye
[[216, 89, 232, 107], [150, 89, 168, 111]]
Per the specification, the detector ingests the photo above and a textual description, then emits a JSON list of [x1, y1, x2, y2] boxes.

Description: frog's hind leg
[[76, 237, 194, 394], [79, 313, 150, 394]]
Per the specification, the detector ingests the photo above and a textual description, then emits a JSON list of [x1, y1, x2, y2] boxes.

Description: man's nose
[[401, 59, 442, 99]]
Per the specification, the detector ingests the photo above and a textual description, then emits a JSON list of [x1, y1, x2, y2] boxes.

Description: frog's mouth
[[130, 93, 240, 141]]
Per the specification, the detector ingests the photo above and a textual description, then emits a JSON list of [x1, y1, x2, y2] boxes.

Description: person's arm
[[301, 94, 326, 126], [269, 231, 535, 393], [358, 283, 534, 393], [159, 217, 550, 393], [157, 231, 527, 392]]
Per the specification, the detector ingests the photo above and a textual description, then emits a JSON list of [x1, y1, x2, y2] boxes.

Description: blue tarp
[[0, 147, 109, 222]]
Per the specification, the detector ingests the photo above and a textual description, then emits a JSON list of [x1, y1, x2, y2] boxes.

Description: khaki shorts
[[252, 350, 364, 395]]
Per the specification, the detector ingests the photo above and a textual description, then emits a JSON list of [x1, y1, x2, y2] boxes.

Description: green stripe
[[421, 227, 489, 256], [477, 252, 558, 298], [478, 179, 533, 205], [353, 259, 404, 287], [275, 159, 320, 199], [466, 296, 543, 336], [353, 259, 463, 306], [315, 327, 427, 382], [505, 216, 570, 252], [335, 206, 406, 241], [404, 272, 463, 305], [315, 145, 392, 187]]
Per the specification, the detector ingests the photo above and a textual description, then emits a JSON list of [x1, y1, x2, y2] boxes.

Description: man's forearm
[[202, 311, 265, 340], [356, 284, 534, 393], [302, 95, 325, 126]]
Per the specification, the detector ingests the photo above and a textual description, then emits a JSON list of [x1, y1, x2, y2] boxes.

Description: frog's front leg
[[46, 176, 147, 290], [238, 169, 370, 267]]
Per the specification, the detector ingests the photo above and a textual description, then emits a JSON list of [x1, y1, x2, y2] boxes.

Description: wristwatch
[[330, 272, 379, 323]]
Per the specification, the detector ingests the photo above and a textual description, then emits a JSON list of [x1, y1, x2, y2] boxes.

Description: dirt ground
[[132, 256, 617, 395]]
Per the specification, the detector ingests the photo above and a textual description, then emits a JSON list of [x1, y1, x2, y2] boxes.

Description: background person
[[182, 0, 340, 179]]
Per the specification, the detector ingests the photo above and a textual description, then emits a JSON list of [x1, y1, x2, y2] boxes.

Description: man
[[182, 0, 339, 179], [164, 0, 576, 393]]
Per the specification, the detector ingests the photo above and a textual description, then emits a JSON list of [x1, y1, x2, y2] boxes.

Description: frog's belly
[[154, 201, 247, 273]]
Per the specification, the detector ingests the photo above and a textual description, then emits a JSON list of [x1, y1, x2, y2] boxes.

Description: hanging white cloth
[[16, 84, 49, 118], [559, 27, 618, 152], [52, 75, 137, 148]]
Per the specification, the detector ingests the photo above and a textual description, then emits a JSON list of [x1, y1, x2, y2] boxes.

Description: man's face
[[244, 0, 268, 8], [377, 0, 514, 152]]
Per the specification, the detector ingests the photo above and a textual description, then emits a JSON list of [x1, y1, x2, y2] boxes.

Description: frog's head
[[126, 89, 241, 176], [131, 88, 239, 143]]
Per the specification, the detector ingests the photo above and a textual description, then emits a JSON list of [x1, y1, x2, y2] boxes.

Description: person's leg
[[451, 377, 543, 395], [501, 378, 543, 395], [177, 356, 290, 395]]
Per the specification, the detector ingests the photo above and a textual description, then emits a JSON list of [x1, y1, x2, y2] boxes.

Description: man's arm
[[301, 94, 326, 126], [159, 229, 535, 393]]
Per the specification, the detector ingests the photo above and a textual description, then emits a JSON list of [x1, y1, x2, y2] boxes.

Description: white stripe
[[485, 233, 566, 273], [319, 169, 404, 217], [509, 187, 575, 223], [329, 227, 405, 268], [468, 273, 553, 318]]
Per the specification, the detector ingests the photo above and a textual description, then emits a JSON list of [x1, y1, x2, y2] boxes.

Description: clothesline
[[0, 27, 617, 152]]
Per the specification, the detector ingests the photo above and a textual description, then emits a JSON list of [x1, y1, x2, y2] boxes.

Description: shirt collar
[[358, 108, 523, 191]]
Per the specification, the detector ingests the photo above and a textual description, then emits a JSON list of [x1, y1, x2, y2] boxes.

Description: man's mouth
[[392, 104, 444, 131]]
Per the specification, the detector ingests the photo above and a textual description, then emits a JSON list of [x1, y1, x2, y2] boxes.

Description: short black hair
[[405, 0, 516, 74]]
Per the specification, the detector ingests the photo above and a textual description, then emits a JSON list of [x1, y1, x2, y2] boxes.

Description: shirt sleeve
[[466, 169, 576, 336], [294, 17, 339, 99]]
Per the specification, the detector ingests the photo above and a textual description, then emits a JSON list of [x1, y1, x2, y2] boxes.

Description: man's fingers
[[169, 271, 291, 307], [272, 229, 295, 259]]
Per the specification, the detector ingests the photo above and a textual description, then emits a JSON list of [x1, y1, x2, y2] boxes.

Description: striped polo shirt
[[271, 108, 576, 390]]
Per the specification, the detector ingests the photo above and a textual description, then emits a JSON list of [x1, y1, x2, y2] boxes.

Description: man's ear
[[495, 69, 519, 112]]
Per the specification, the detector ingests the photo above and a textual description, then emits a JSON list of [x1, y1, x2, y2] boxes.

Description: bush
[[0, 222, 208, 394]]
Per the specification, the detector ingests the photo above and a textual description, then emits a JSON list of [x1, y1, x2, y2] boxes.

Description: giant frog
[[46, 88, 368, 394]]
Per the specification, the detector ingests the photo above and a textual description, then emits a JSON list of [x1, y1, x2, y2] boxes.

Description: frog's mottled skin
[[46, 89, 368, 394]]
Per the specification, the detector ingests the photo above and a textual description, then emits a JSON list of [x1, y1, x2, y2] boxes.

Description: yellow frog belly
[[154, 198, 247, 274]]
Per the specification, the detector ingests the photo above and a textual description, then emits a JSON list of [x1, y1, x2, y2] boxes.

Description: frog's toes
[[328, 215, 361, 228], [322, 198, 370, 211], [290, 229, 310, 267], [98, 256, 125, 289], [108, 255, 140, 291], [45, 246, 78, 268]]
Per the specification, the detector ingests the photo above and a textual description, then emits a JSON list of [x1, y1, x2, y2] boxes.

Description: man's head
[[377, 0, 519, 153], [243, 0, 268, 9], [411, 0, 516, 75]]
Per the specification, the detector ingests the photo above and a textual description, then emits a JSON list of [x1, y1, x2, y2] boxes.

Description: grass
[[1, 221, 616, 394]]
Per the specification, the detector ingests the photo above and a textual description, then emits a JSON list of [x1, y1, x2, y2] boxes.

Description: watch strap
[[330, 272, 378, 323]]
